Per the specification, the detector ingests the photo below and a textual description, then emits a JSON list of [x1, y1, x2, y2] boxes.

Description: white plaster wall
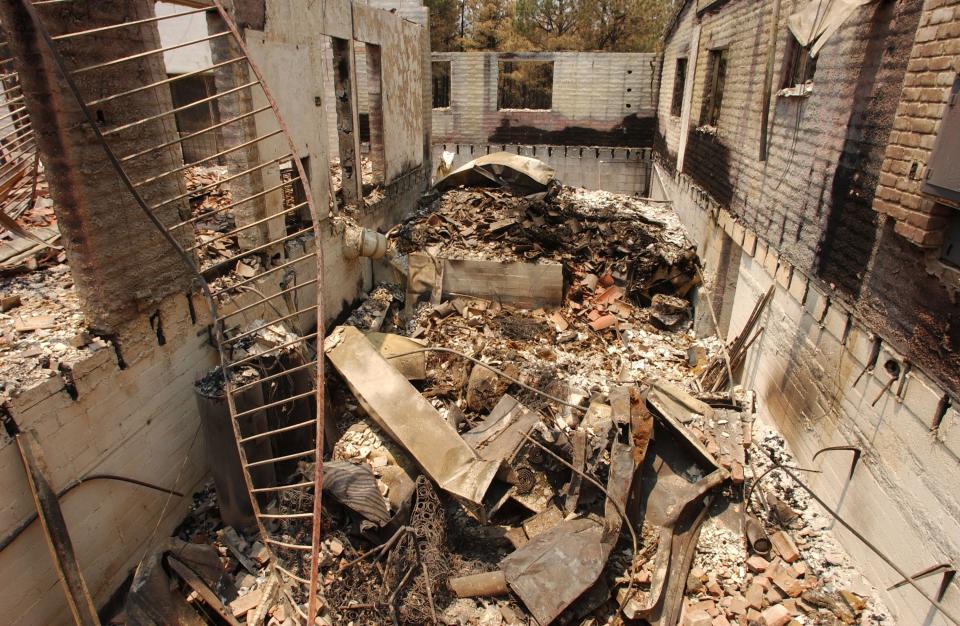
[[156, 2, 213, 75]]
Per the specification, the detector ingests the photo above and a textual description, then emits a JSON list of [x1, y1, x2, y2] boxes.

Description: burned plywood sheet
[[442, 258, 563, 309], [324, 326, 500, 508]]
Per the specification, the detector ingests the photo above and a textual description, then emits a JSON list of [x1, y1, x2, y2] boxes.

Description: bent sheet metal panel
[[323, 325, 499, 506]]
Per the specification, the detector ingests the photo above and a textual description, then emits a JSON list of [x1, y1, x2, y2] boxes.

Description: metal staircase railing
[[19, 0, 329, 621]]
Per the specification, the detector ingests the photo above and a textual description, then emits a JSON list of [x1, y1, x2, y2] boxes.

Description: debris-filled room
[[1, 1, 959, 625]]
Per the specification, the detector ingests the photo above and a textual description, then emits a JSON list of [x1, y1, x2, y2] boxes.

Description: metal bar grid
[[20, 1, 328, 621]]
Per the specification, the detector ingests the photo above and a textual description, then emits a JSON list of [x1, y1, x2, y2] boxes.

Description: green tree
[[424, 0, 461, 51]]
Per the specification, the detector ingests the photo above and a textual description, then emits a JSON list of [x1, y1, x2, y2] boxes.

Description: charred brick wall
[[655, 0, 960, 393], [431, 51, 659, 147], [873, 2, 959, 247]]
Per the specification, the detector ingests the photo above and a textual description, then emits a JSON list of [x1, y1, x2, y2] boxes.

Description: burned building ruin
[[0, 1, 959, 625]]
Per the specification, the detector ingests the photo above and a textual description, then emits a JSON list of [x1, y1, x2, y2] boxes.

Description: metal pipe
[[238, 415, 317, 443], [211, 254, 310, 298], [250, 480, 313, 494], [200, 228, 316, 277], [228, 332, 319, 368], [244, 448, 315, 469], [225, 304, 317, 345], [265, 538, 313, 551], [232, 390, 316, 421], [182, 189, 303, 245], [215, 277, 318, 321], [231, 360, 316, 394]]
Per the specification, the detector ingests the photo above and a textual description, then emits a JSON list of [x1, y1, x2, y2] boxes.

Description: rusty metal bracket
[[812, 445, 862, 480], [887, 563, 956, 602]]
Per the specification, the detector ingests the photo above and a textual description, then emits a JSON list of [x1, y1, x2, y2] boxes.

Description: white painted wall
[[156, 2, 213, 75]]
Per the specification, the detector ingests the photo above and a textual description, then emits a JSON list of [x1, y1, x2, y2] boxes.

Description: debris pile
[[117, 158, 891, 626]]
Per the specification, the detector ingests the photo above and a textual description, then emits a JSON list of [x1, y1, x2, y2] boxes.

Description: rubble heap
[[112, 162, 892, 626]]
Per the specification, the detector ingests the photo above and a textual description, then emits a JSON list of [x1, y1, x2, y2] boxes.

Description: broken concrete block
[[770, 530, 800, 563], [324, 326, 500, 509], [711, 615, 732, 626], [229, 588, 263, 617], [773, 572, 802, 599], [746, 583, 764, 610], [759, 603, 790, 626]]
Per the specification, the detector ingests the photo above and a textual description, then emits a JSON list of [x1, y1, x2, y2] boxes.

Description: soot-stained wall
[[655, 0, 960, 395]]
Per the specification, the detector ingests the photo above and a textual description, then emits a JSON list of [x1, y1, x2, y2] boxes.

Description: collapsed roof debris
[[144, 165, 896, 626]]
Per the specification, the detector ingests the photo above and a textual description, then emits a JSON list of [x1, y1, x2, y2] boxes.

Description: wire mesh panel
[[19, 0, 328, 620]]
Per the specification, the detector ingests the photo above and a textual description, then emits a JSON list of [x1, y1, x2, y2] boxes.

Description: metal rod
[[258, 512, 314, 520], [225, 304, 317, 345], [231, 360, 316, 394], [274, 565, 312, 585], [133, 129, 282, 188], [0, 105, 29, 126], [228, 332, 319, 368], [245, 448, 315, 469], [182, 186, 302, 244], [103, 79, 259, 137], [250, 480, 313, 494], [210, 252, 310, 298], [71, 31, 230, 75], [265, 538, 313, 551], [189, 200, 306, 253], [154, 152, 292, 212], [120, 105, 271, 163], [86, 56, 245, 107], [762, 454, 960, 625], [0, 126, 33, 145], [51, 6, 211, 41], [200, 225, 316, 278], [0, 111, 32, 135], [238, 415, 317, 442], [215, 277, 318, 321], [233, 390, 316, 421]]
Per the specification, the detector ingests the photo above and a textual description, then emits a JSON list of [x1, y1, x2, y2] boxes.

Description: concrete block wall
[[431, 51, 658, 147], [431, 143, 652, 196], [0, 295, 215, 626], [655, 163, 960, 626]]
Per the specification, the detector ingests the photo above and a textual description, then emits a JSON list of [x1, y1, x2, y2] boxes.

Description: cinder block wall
[[431, 51, 658, 147], [653, 0, 960, 623]]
